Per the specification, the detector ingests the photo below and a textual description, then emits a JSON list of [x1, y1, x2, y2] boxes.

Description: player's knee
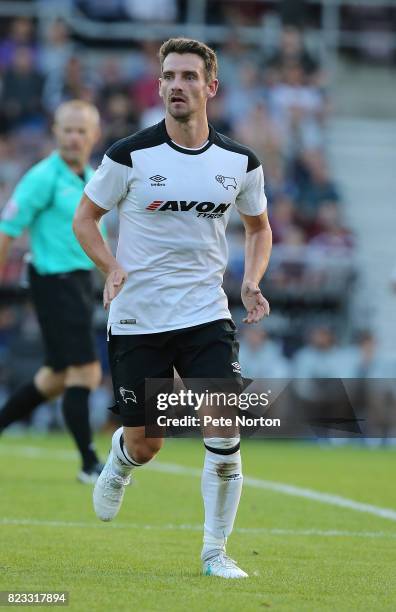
[[86, 361, 102, 388], [34, 367, 66, 399], [65, 361, 102, 389], [203, 436, 242, 478], [127, 438, 163, 464], [204, 436, 240, 454]]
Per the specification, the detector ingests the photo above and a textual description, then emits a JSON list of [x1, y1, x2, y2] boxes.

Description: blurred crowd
[[0, 17, 354, 292], [1, 16, 381, 435]]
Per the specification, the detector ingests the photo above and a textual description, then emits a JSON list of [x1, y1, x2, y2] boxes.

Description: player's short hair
[[159, 38, 218, 82], [54, 99, 100, 126]]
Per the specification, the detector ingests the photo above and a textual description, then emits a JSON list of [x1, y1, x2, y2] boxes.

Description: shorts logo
[[150, 174, 167, 186], [216, 175, 237, 190], [119, 387, 137, 404], [232, 361, 241, 373]]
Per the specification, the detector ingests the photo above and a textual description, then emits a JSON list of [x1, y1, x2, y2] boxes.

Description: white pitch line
[[145, 461, 396, 523], [0, 518, 395, 540], [1, 444, 396, 522]]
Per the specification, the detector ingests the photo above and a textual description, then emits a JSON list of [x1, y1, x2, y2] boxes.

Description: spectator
[[296, 152, 340, 219], [232, 101, 282, 180], [207, 94, 232, 136], [1, 47, 44, 131], [308, 202, 354, 253], [292, 325, 345, 386], [342, 331, 396, 439], [239, 327, 289, 379], [45, 56, 97, 111], [265, 25, 321, 84], [124, 0, 178, 22], [224, 62, 266, 127], [97, 56, 128, 106], [270, 225, 308, 289], [129, 41, 160, 113], [269, 194, 297, 244], [0, 136, 23, 194], [77, 0, 125, 20], [291, 326, 355, 437], [0, 18, 36, 72], [39, 20, 74, 78], [101, 92, 139, 150], [217, 35, 256, 88], [269, 62, 325, 161]]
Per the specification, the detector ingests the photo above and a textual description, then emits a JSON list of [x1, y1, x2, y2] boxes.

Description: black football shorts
[[108, 318, 244, 427], [29, 264, 98, 372]]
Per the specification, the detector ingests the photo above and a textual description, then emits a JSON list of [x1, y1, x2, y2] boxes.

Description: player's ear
[[207, 78, 219, 100], [158, 77, 163, 99]]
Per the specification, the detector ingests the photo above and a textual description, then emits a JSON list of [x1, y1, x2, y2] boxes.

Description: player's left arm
[[240, 210, 272, 324]]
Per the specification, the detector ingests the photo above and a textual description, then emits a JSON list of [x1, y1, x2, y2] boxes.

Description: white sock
[[201, 443, 243, 561], [111, 427, 142, 476]]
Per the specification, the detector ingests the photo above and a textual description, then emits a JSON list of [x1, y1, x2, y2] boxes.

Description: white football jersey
[[84, 120, 267, 335]]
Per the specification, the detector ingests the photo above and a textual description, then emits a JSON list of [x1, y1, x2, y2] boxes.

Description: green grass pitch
[[1, 435, 395, 611]]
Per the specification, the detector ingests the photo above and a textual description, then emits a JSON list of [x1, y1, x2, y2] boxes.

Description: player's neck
[[165, 115, 209, 149]]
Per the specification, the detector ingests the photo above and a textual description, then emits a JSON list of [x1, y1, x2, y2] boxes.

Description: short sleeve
[[84, 154, 130, 211], [235, 165, 267, 216], [0, 164, 55, 237]]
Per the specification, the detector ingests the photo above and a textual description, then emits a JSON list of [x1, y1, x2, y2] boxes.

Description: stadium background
[[0, 0, 395, 437], [0, 2, 396, 611]]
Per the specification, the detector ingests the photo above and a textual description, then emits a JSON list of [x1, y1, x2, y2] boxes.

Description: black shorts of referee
[[28, 264, 98, 372], [108, 318, 245, 427]]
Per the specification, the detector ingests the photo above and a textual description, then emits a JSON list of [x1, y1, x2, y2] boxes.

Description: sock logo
[[231, 361, 241, 373], [119, 387, 137, 404]]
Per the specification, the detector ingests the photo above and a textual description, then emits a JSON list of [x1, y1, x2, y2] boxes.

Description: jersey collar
[[161, 119, 216, 155]]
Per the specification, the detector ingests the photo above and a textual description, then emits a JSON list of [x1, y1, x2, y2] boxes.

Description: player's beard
[[167, 100, 192, 122]]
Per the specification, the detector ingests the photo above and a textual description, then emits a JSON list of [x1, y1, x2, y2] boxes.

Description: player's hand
[[241, 280, 270, 324], [103, 267, 128, 310]]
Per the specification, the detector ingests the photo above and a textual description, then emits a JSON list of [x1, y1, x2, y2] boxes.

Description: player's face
[[54, 109, 100, 166], [159, 53, 218, 120]]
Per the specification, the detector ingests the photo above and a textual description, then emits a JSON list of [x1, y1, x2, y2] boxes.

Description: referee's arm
[[240, 210, 272, 324], [73, 194, 127, 309], [0, 232, 14, 275]]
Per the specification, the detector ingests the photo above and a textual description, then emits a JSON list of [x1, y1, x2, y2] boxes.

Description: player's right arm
[[73, 149, 131, 308], [0, 233, 13, 263], [73, 194, 127, 309], [0, 232, 14, 277], [0, 162, 55, 278]]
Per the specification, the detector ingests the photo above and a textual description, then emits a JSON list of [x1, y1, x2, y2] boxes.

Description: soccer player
[[0, 100, 104, 483], [73, 39, 272, 577]]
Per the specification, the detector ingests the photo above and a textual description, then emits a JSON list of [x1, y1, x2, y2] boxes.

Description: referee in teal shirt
[[0, 100, 105, 483]]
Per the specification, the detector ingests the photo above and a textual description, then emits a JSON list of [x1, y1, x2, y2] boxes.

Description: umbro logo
[[216, 175, 237, 190], [150, 174, 167, 186]]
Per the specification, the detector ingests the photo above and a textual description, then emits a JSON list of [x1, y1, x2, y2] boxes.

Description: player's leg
[[40, 268, 104, 481], [0, 366, 66, 432], [94, 425, 164, 519], [23, 265, 102, 478], [93, 331, 171, 521], [201, 436, 246, 578], [175, 319, 248, 578], [64, 360, 102, 482]]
